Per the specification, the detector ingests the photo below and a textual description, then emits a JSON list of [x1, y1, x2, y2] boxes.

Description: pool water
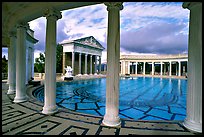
[[33, 77, 187, 121]]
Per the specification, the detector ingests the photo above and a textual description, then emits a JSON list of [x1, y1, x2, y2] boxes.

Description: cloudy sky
[[2, 2, 190, 63]]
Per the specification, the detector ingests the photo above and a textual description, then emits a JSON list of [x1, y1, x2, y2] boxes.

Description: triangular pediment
[[74, 36, 105, 50]]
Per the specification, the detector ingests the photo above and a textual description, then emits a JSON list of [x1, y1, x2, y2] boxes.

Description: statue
[[62, 66, 73, 80], [65, 66, 73, 77]]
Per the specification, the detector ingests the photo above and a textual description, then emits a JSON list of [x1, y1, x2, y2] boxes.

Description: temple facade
[[60, 36, 105, 76]]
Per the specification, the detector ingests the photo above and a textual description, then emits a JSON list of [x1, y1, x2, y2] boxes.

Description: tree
[[34, 44, 63, 73], [2, 55, 8, 73], [34, 53, 45, 73], [56, 44, 63, 73]]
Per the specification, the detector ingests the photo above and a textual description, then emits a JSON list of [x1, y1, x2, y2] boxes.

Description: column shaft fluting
[[99, 56, 101, 74], [78, 53, 81, 75], [42, 9, 62, 114], [160, 62, 163, 76], [183, 2, 202, 133], [90, 55, 92, 74], [72, 52, 75, 75], [143, 62, 146, 75], [14, 23, 28, 103], [178, 61, 181, 76], [152, 62, 154, 75], [102, 2, 123, 127], [135, 62, 137, 75], [94, 55, 97, 75], [62, 52, 65, 74], [84, 54, 87, 75], [169, 61, 172, 76]]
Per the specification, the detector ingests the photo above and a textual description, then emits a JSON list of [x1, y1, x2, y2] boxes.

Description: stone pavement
[[2, 82, 197, 135]]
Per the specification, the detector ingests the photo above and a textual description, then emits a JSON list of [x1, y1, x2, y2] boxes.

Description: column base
[[42, 105, 58, 115], [13, 95, 29, 103], [77, 74, 82, 76], [7, 89, 16, 94], [94, 73, 98, 75], [102, 115, 121, 127], [183, 119, 202, 133], [89, 74, 93, 75], [84, 74, 88, 76]]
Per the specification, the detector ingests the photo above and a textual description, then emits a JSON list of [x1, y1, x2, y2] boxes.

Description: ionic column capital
[[104, 2, 123, 11], [43, 8, 62, 20], [182, 2, 202, 10]]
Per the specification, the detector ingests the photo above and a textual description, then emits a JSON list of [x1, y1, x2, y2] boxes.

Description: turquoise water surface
[[33, 77, 187, 121]]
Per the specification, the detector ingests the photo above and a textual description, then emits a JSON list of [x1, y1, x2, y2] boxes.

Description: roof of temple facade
[[60, 36, 105, 50]]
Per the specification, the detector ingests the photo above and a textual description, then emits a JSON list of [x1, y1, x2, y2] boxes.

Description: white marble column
[[78, 53, 82, 75], [131, 62, 134, 74], [164, 63, 166, 75], [84, 54, 88, 75], [25, 43, 28, 84], [183, 2, 202, 133], [27, 46, 33, 82], [31, 47, 34, 78], [103, 2, 123, 127], [62, 52, 65, 74], [90, 55, 92, 75], [99, 56, 101, 74], [127, 61, 130, 74], [143, 62, 146, 75], [169, 61, 172, 76], [6, 49, 10, 84], [160, 61, 163, 76], [135, 62, 137, 75], [7, 32, 16, 94], [72, 52, 75, 75], [94, 55, 97, 75], [42, 8, 62, 114], [152, 62, 154, 75], [14, 23, 29, 103]]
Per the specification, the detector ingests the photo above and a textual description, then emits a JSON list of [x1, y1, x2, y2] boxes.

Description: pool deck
[[2, 76, 198, 135]]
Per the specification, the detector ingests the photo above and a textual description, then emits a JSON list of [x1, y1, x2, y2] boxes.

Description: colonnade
[[120, 60, 187, 77], [5, 2, 202, 133], [63, 52, 102, 76], [7, 26, 36, 96]]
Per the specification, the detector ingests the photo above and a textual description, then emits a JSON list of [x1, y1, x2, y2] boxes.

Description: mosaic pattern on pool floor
[[33, 77, 187, 121]]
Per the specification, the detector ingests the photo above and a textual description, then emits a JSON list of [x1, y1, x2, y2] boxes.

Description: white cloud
[[27, 2, 189, 62]]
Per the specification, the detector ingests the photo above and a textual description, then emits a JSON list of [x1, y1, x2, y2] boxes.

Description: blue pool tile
[[96, 107, 105, 116], [77, 109, 99, 116], [61, 103, 75, 110], [142, 116, 164, 120], [147, 108, 173, 120], [82, 99, 95, 103], [170, 107, 186, 115], [154, 106, 169, 111], [77, 102, 98, 110], [134, 106, 151, 112], [62, 98, 81, 103], [174, 114, 186, 120], [120, 108, 145, 120], [56, 98, 63, 103]]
